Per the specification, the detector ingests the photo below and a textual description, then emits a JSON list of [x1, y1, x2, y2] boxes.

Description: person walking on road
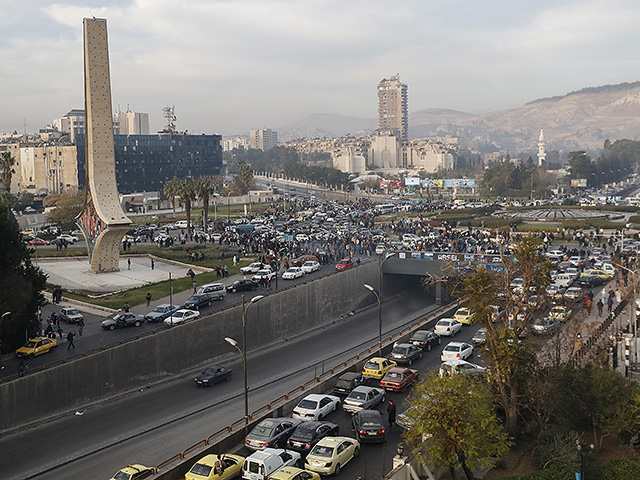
[[67, 331, 76, 350], [387, 400, 396, 427], [77, 318, 84, 336], [146, 292, 152, 307]]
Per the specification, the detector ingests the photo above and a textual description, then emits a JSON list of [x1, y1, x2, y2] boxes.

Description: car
[[240, 262, 265, 274], [471, 327, 487, 346], [528, 295, 547, 309], [379, 367, 419, 392], [396, 406, 418, 430], [244, 417, 301, 451], [144, 303, 180, 322], [269, 467, 320, 480], [292, 394, 341, 421], [197, 282, 227, 300], [578, 275, 607, 288], [409, 330, 441, 351], [101, 312, 145, 330], [305, 436, 360, 475], [28, 237, 49, 245], [352, 409, 386, 443], [335, 258, 354, 271], [242, 448, 301, 480], [439, 359, 486, 378], [582, 269, 613, 280], [361, 357, 397, 379], [549, 305, 572, 321], [389, 343, 423, 366], [57, 234, 79, 243], [194, 365, 233, 386], [545, 284, 566, 297], [282, 267, 304, 280], [251, 269, 276, 283], [185, 453, 245, 480], [453, 307, 474, 325], [301, 261, 320, 274], [15, 336, 57, 358], [489, 305, 504, 322], [440, 341, 474, 362], [227, 279, 258, 293], [563, 287, 584, 302], [184, 293, 215, 310], [532, 317, 560, 335], [333, 372, 370, 395], [59, 307, 84, 324], [108, 464, 154, 480], [164, 309, 200, 325], [434, 318, 462, 336], [286, 421, 340, 453], [343, 386, 386, 413]]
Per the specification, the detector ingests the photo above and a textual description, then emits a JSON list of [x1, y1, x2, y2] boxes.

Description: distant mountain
[[408, 108, 476, 138], [277, 114, 376, 140]]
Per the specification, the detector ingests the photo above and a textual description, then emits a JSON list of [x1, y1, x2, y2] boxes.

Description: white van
[[175, 220, 192, 229], [242, 448, 301, 480], [555, 273, 574, 288], [197, 282, 227, 300]]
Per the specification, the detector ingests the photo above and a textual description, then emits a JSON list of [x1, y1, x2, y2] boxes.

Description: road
[[0, 288, 474, 480]]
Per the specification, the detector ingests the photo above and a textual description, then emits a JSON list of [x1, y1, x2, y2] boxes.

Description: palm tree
[[177, 178, 196, 236], [163, 177, 181, 215], [1, 151, 16, 194], [195, 177, 213, 230]]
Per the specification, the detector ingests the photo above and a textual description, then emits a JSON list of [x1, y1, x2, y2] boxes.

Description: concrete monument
[[77, 18, 131, 272]]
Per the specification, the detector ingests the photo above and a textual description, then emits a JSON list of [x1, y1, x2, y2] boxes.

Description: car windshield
[[364, 361, 379, 370], [66, 309, 79, 315], [411, 331, 428, 341], [303, 262, 313, 267], [386, 372, 401, 379], [189, 463, 213, 476], [348, 391, 366, 401], [298, 399, 318, 409], [153, 306, 166, 313], [113, 472, 132, 480], [174, 312, 186, 318], [251, 424, 274, 438], [23, 341, 37, 348], [286, 268, 296, 273], [444, 345, 460, 352], [392, 347, 409, 354], [293, 425, 316, 440], [310, 445, 334, 458]]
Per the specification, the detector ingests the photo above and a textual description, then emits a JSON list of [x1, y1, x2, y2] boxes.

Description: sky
[[2, 0, 640, 136]]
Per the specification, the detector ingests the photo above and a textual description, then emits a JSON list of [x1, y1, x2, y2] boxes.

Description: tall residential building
[[113, 111, 150, 135], [53, 109, 86, 143], [377, 74, 408, 141], [249, 128, 278, 151]]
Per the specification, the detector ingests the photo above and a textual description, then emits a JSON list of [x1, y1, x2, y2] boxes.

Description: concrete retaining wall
[[1, 262, 380, 431]]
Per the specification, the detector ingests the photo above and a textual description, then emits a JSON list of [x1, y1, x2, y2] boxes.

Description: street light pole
[[0, 312, 11, 378], [225, 294, 263, 435], [364, 284, 382, 356]]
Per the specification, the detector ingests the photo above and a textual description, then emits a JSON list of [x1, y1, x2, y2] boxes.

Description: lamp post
[[576, 440, 594, 480], [227, 191, 232, 221], [225, 294, 264, 435], [364, 284, 382, 356], [0, 311, 11, 378]]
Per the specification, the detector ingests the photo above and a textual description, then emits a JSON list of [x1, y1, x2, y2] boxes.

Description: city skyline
[[2, 0, 640, 137]]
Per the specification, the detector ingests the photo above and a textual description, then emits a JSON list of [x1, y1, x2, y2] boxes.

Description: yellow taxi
[[305, 437, 360, 475], [269, 466, 320, 480], [15, 337, 57, 358], [185, 453, 245, 480], [549, 306, 572, 321], [582, 269, 613, 280], [108, 464, 153, 480], [453, 307, 474, 325], [362, 357, 396, 379]]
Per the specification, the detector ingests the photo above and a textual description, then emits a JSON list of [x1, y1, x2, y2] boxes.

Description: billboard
[[422, 178, 476, 188], [405, 177, 420, 186], [570, 179, 587, 188]]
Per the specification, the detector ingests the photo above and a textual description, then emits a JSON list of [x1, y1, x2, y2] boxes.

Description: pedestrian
[[67, 331, 76, 350], [607, 295, 614, 313], [78, 318, 84, 336], [193, 282, 197, 294], [151, 258, 155, 270], [127, 258, 131, 270], [387, 400, 396, 427], [18, 361, 28, 377], [597, 298, 604, 317], [146, 292, 152, 307], [586, 298, 592, 315], [224, 265, 229, 277], [187, 268, 195, 282], [123, 302, 130, 313], [56, 325, 64, 339]]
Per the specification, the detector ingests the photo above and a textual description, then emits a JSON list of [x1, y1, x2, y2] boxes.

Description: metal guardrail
[[154, 299, 460, 474]]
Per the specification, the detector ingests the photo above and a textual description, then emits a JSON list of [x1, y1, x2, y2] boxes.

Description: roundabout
[[494, 208, 624, 222]]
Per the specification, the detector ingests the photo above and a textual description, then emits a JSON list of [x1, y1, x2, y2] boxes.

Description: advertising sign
[[570, 179, 587, 187], [405, 177, 420, 186], [422, 178, 476, 188]]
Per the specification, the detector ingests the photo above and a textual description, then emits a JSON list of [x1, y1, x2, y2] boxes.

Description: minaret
[[537, 128, 546, 167]]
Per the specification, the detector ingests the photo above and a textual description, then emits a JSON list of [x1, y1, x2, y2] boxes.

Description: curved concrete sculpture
[[77, 18, 131, 272]]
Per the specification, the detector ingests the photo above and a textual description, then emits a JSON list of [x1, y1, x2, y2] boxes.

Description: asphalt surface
[[0, 288, 464, 480]]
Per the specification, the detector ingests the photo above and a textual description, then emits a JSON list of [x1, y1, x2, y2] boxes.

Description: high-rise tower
[[537, 128, 546, 167], [377, 74, 408, 141]]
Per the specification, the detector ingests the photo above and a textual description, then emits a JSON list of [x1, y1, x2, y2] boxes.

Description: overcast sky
[[2, 0, 640, 136]]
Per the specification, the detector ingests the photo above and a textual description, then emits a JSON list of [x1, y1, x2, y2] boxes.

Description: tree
[[0, 198, 47, 352], [404, 372, 512, 480], [44, 189, 84, 227], [1, 151, 16, 194], [233, 161, 255, 195], [195, 177, 213, 230], [163, 177, 181, 215], [177, 178, 196, 235], [568, 151, 595, 186]]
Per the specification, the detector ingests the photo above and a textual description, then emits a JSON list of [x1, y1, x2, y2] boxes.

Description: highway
[[0, 286, 477, 480]]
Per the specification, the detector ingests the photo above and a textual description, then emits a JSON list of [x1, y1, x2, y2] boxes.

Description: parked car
[[240, 262, 265, 274], [379, 367, 419, 392], [439, 359, 486, 378], [305, 437, 360, 475], [15, 336, 57, 358], [292, 394, 341, 422], [389, 343, 423, 366], [57, 234, 79, 243], [101, 312, 145, 330], [440, 341, 473, 362], [409, 330, 441, 351], [226, 279, 258, 293], [108, 464, 154, 480], [532, 317, 560, 335], [434, 318, 462, 336], [183, 293, 215, 310], [242, 448, 301, 480], [335, 258, 354, 271], [352, 409, 386, 443], [361, 357, 396, 379], [343, 386, 386, 413], [59, 307, 84, 324], [244, 418, 301, 451], [164, 309, 200, 326], [282, 267, 304, 280], [144, 303, 180, 322], [301, 261, 320, 273], [197, 282, 227, 300], [194, 365, 233, 386], [286, 421, 340, 454], [185, 453, 245, 480]]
